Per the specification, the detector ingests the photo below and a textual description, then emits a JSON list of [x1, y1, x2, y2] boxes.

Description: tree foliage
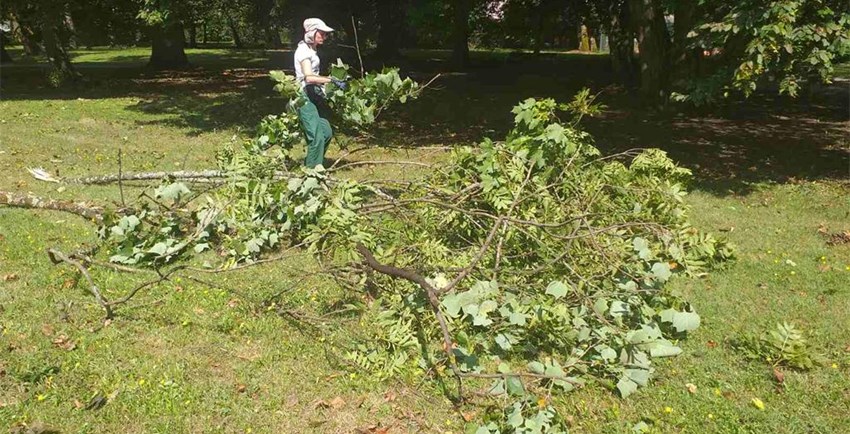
[[690, 0, 850, 98]]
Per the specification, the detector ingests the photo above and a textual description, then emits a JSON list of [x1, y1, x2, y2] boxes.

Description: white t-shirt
[[294, 41, 320, 89]]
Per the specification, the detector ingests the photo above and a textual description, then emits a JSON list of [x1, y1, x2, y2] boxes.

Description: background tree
[[375, 0, 410, 59]]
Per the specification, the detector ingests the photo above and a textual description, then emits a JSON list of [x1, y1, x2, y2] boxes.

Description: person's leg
[[317, 118, 332, 162], [298, 101, 327, 168]]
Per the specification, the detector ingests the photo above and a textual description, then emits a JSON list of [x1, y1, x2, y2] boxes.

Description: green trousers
[[297, 100, 333, 168]]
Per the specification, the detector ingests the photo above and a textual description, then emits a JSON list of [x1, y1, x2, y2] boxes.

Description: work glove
[[331, 78, 348, 91]]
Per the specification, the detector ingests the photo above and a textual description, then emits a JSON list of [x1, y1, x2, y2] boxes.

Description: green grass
[[1, 48, 849, 433]]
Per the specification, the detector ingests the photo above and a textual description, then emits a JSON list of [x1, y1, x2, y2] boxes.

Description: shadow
[[583, 86, 849, 195], [1, 47, 847, 195]]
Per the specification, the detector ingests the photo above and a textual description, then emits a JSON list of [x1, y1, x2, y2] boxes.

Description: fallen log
[[0, 190, 105, 223]]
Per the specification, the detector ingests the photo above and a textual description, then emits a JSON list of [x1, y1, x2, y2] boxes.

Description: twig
[[460, 371, 583, 385], [329, 160, 434, 172], [355, 243, 465, 401], [47, 248, 113, 319], [118, 148, 126, 207], [350, 15, 365, 78], [106, 266, 185, 306]]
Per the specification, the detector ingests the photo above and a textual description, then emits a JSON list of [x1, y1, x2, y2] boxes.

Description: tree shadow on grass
[[2, 49, 846, 196], [583, 86, 849, 195]]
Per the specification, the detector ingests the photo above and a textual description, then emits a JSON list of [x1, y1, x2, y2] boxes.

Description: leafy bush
[[732, 322, 823, 370]]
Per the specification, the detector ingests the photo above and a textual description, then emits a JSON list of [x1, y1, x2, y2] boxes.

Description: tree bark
[[0, 191, 104, 223], [148, 19, 189, 69], [608, 0, 637, 86], [41, 2, 79, 83], [375, 0, 406, 59], [0, 32, 13, 63], [672, 0, 700, 79], [225, 11, 243, 48], [253, 0, 282, 48], [187, 21, 198, 48], [533, 4, 545, 54], [629, 0, 671, 100], [451, 0, 471, 68]]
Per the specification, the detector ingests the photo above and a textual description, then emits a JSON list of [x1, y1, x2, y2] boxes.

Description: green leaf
[[672, 311, 700, 333], [155, 182, 191, 202], [617, 377, 638, 398], [148, 242, 167, 256], [509, 311, 528, 326], [625, 368, 650, 386], [495, 333, 512, 351], [527, 361, 545, 374], [546, 280, 569, 298], [506, 376, 525, 396], [651, 262, 672, 282]]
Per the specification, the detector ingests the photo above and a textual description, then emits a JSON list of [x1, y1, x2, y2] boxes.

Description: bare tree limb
[[2, 191, 105, 224], [47, 248, 113, 319]]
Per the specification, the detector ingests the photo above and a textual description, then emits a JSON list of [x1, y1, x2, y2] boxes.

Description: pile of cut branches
[[2, 82, 733, 433]]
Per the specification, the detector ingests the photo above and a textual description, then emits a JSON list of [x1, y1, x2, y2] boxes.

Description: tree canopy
[[2, 0, 848, 99]]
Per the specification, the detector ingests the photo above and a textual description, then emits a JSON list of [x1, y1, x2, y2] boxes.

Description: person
[[293, 18, 347, 168]]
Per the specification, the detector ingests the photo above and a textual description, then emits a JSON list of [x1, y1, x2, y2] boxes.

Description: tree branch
[[2, 191, 105, 223], [47, 248, 113, 319]]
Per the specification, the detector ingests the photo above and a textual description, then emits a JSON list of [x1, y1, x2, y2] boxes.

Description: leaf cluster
[[732, 322, 823, 370]]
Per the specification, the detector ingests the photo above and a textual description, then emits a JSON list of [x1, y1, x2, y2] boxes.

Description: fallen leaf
[[329, 396, 346, 409], [817, 264, 832, 272], [686, 383, 697, 394], [3, 273, 19, 282], [236, 384, 247, 393], [772, 367, 785, 384], [314, 396, 346, 410], [706, 340, 718, 349], [73, 399, 83, 409], [40, 324, 55, 337], [52, 335, 76, 351], [461, 410, 477, 422]]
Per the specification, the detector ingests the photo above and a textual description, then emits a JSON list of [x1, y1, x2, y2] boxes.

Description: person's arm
[[301, 59, 332, 85]]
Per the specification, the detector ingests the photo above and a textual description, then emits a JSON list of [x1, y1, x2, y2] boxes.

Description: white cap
[[303, 18, 334, 33]]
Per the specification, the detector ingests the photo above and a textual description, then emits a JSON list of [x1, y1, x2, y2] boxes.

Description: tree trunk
[[450, 0, 471, 68], [14, 13, 44, 56], [187, 21, 198, 48], [148, 20, 189, 69], [375, 0, 406, 59], [629, 0, 670, 100], [533, 6, 545, 54], [672, 0, 699, 79], [609, 0, 638, 87], [42, 2, 79, 83], [1, 32, 13, 63], [253, 0, 282, 48], [225, 11, 243, 48]]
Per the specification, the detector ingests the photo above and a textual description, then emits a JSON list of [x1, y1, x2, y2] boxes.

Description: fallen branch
[[355, 243, 465, 401], [47, 248, 113, 319], [1, 190, 105, 223], [28, 168, 226, 185]]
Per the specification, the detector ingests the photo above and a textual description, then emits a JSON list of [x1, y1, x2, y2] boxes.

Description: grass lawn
[[1, 48, 849, 433]]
